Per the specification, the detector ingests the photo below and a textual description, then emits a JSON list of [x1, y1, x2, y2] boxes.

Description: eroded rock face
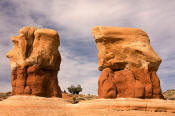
[[92, 26, 163, 99], [92, 26, 161, 71], [6, 26, 62, 97], [98, 68, 164, 99]]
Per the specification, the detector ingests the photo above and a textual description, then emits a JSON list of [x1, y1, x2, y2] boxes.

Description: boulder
[[92, 26, 161, 71], [6, 26, 62, 97]]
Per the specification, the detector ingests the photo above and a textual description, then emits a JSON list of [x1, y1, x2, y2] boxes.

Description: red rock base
[[11, 65, 62, 97], [98, 68, 164, 99]]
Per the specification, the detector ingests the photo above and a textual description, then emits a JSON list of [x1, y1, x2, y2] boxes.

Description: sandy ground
[[0, 96, 175, 116]]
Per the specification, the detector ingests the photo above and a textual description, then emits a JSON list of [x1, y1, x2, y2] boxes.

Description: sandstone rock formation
[[92, 26, 164, 99], [6, 26, 62, 97], [0, 96, 175, 116]]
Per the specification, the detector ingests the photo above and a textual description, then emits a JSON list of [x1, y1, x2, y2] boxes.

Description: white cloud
[[0, 82, 11, 92], [59, 47, 99, 94], [0, 0, 175, 94]]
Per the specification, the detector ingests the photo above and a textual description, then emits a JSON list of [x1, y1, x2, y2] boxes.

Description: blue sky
[[0, 0, 175, 95]]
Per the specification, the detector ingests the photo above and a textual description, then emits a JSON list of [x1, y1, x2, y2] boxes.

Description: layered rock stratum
[[6, 26, 62, 97], [0, 96, 175, 116], [92, 26, 164, 99]]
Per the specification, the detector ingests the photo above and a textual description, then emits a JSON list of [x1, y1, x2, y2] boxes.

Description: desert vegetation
[[67, 84, 82, 95]]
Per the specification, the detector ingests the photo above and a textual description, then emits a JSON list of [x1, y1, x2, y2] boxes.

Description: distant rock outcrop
[[92, 26, 164, 99], [6, 26, 62, 97], [163, 89, 175, 100]]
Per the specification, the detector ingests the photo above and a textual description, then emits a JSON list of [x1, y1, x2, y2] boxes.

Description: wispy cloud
[[0, 0, 175, 94]]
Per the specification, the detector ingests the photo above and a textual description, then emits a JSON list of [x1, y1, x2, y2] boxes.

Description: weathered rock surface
[[6, 26, 62, 97], [92, 26, 161, 71], [92, 26, 163, 99], [0, 96, 175, 116], [98, 68, 164, 99]]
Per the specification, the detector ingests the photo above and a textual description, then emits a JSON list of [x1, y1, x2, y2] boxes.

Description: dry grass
[[62, 92, 97, 104]]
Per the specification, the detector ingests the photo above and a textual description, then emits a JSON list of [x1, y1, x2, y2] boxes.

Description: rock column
[[6, 26, 62, 97], [92, 26, 164, 99]]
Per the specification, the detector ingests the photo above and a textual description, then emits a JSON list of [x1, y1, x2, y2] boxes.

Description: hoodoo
[[92, 26, 164, 99], [6, 26, 62, 97]]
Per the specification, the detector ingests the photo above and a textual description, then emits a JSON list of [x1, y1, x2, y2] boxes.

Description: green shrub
[[63, 90, 67, 93], [72, 97, 79, 104], [67, 84, 82, 95]]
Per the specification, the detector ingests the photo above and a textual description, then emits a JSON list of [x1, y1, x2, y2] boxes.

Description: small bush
[[63, 90, 67, 93], [72, 97, 79, 104], [67, 84, 82, 95]]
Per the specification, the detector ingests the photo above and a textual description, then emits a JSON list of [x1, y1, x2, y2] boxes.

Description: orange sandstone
[[6, 26, 62, 97], [92, 26, 163, 99]]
